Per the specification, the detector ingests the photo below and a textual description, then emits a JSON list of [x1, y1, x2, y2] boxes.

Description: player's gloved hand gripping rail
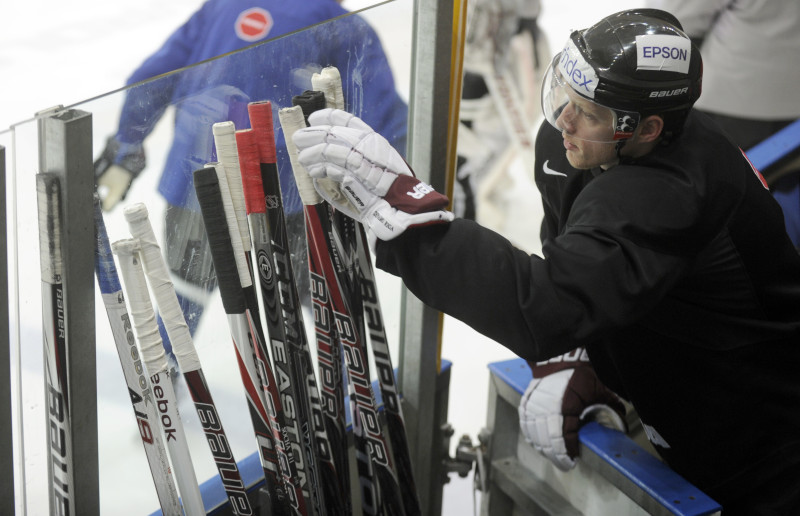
[[484, 358, 721, 516]]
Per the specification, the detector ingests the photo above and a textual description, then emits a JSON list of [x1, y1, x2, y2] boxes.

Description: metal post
[[0, 144, 14, 515], [38, 108, 98, 515], [402, 0, 457, 513]]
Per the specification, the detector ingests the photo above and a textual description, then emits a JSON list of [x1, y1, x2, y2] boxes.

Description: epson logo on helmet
[[559, 40, 598, 98], [635, 34, 691, 74]]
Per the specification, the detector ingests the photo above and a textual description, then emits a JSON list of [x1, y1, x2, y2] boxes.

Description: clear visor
[[541, 54, 640, 143]]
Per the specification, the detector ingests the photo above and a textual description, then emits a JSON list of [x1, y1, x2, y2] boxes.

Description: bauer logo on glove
[[293, 108, 454, 240]]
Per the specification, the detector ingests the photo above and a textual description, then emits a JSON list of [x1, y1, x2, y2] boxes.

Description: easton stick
[[219, 119, 318, 514], [93, 197, 184, 516], [123, 203, 253, 516], [236, 125, 322, 515], [245, 102, 344, 516], [311, 67, 422, 515], [112, 238, 205, 516], [282, 102, 403, 516], [241, 103, 329, 516], [193, 164, 296, 516], [36, 173, 74, 516]]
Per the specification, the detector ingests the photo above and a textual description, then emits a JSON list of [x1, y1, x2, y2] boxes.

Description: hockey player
[[292, 9, 800, 513], [94, 0, 407, 360]]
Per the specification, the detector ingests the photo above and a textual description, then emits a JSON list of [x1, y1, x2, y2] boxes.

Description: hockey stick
[[111, 238, 205, 516], [311, 67, 422, 515], [123, 203, 253, 516], [244, 102, 344, 514], [36, 173, 74, 516], [212, 122, 262, 327], [244, 102, 332, 515], [194, 162, 297, 516], [282, 101, 405, 516], [237, 124, 327, 515], [93, 197, 185, 516]]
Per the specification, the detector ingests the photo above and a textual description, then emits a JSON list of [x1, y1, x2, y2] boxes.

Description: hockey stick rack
[[4, 0, 797, 514]]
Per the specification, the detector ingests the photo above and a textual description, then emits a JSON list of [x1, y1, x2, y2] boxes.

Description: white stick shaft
[[123, 203, 202, 372], [213, 121, 252, 254], [112, 238, 205, 516]]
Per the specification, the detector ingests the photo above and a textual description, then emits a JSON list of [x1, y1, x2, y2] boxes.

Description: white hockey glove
[[293, 109, 454, 241], [518, 348, 627, 471]]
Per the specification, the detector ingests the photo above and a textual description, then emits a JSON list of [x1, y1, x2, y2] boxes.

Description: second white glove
[[518, 350, 627, 471]]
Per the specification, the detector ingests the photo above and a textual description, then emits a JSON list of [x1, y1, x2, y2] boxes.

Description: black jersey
[[376, 111, 800, 510]]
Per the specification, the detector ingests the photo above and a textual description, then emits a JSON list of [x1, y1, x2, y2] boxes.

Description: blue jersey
[[114, 0, 408, 213]]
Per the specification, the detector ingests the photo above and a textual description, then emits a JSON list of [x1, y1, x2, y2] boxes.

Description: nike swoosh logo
[[543, 160, 567, 177]]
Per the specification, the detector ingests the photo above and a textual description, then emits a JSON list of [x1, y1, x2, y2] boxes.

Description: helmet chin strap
[[615, 139, 628, 159]]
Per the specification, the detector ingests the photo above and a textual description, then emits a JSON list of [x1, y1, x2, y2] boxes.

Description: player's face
[[556, 92, 619, 169]]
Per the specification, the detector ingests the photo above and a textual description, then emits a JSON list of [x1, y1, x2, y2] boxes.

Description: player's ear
[[637, 115, 665, 143]]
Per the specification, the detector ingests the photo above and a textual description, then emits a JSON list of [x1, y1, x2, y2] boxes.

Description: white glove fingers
[[354, 132, 412, 177], [292, 126, 330, 149], [307, 108, 373, 132], [518, 369, 578, 471]]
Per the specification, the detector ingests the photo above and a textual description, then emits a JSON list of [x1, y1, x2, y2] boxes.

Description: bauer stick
[[36, 173, 74, 516], [282, 102, 406, 516], [311, 66, 422, 514]]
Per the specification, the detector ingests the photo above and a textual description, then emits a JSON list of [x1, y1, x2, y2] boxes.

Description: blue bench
[[748, 118, 800, 247], [485, 358, 721, 516]]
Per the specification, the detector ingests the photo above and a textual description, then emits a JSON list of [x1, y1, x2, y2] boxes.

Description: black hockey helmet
[[542, 9, 703, 142]]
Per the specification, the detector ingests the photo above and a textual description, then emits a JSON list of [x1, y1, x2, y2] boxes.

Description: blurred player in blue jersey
[[94, 0, 408, 365]]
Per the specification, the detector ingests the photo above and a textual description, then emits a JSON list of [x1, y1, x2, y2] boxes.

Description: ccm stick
[[236, 125, 322, 515], [36, 173, 74, 516], [124, 203, 253, 516], [194, 161, 299, 516], [218, 120, 319, 514], [219, 122, 316, 514], [112, 238, 205, 516], [240, 102, 332, 513], [311, 67, 422, 515], [93, 197, 185, 516], [244, 102, 344, 516], [282, 99, 405, 516]]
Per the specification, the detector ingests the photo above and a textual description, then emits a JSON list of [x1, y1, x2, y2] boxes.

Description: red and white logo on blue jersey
[[235, 7, 273, 42]]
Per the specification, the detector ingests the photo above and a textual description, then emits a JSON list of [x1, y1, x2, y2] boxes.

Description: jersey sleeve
[[376, 167, 698, 362]]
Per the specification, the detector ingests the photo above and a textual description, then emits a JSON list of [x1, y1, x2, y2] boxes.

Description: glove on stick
[[293, 108, 454, 240]]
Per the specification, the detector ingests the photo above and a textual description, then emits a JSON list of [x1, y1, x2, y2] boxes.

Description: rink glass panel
[[6, 1, 410, 513]]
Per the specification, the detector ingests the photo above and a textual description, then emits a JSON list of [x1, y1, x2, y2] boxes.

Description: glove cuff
[[383, 174, 450, 213], [529, 347, 590, 378]]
